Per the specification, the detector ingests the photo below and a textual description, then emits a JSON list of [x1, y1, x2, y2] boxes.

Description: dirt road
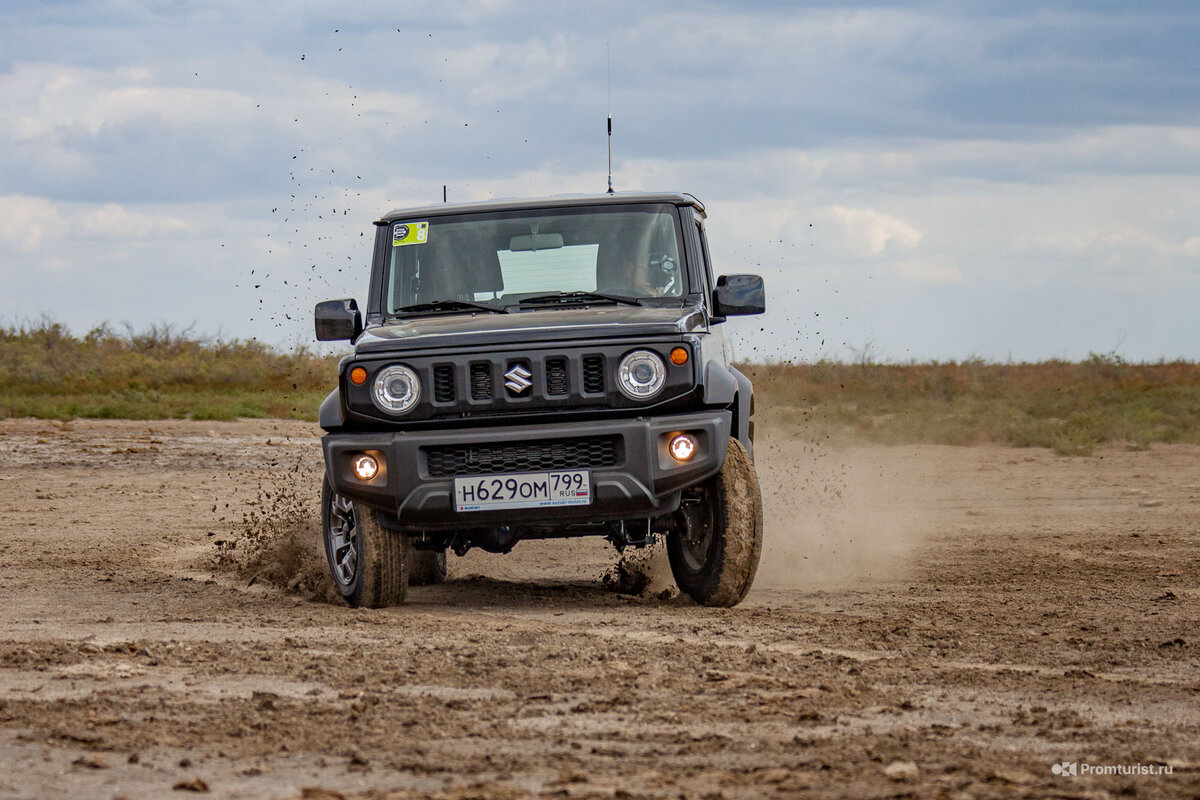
[[0, 418, 1197, 799]]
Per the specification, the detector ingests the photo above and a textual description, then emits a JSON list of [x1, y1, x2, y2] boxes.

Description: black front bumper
[[322, 410, 731, 530]]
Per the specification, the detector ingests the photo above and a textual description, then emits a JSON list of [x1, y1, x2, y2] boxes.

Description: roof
[[376, 191, 706, 223]]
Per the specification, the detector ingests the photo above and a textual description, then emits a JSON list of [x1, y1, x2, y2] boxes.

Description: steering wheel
[[649, 253, 678, 295]]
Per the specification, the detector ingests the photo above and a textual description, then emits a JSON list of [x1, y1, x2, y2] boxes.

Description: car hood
[[354, 304, 707, 353]]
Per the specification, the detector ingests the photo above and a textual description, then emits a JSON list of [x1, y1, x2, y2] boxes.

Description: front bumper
[[322, 410, 731, 530]]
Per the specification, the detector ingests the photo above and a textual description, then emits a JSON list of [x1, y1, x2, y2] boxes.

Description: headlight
[[617, 350, 666, 400], [371, 364, 421, 415]]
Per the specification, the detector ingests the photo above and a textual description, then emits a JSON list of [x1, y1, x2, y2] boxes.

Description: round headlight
[[617, 350, 666, 400], [371, 364, 421, 415]]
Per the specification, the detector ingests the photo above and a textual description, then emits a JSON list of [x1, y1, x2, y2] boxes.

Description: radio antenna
[[606, 42, 614, 194]]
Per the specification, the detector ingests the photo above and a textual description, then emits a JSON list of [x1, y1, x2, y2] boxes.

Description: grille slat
[[582, 355, 604, 393], [425, 436, 620, 477], [433, 364, 456, 403], [545, 357, 568, 397], [469, 362, 492, 401]]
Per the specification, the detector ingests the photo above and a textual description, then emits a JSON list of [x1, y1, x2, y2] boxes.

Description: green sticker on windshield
[[392, 221, 428, 247]]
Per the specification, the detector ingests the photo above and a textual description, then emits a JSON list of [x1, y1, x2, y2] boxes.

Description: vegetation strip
[[5, 322, 1198, 453], [1, 321, 338, 421]]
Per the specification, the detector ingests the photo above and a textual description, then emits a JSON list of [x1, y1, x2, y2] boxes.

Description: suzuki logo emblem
[[504, 364, 533, 394]]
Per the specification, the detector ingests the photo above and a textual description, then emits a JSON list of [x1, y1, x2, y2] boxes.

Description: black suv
[[314, 192, 765, 607]]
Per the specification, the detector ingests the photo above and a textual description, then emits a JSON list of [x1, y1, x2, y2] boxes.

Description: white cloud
[[887, 257, 962, 285], [825, 205, 922, 257], [436, 35, 574, 104], [78, 204, 193, 239], [0, 63, 255, 158], [0, 59, 436, 201], [0, 195, 194, 258], [3, 3, 1200, 360], [0, 196, 57, 254]]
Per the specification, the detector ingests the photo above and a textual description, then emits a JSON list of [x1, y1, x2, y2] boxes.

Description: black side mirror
[[315, 298, 362, 341], [712, 274, 765, 317]]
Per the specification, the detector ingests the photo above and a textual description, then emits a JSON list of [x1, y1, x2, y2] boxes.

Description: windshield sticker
[[392, 221, 429, 247]]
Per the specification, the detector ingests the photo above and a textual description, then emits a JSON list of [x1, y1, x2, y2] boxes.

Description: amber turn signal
[[349, 366, 368, 385], [669, 347, 689, 366]]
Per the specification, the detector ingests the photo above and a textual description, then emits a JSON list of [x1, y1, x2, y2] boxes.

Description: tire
[[406, 540, 448, 586], [321, 477, 408, 608], [667, 438, 763, 607]]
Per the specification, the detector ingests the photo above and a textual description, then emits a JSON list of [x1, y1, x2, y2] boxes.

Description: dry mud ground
[[0, 418, 1197, 800]]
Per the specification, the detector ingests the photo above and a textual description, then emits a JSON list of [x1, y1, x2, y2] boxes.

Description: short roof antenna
[[606, 42, 614, 195]]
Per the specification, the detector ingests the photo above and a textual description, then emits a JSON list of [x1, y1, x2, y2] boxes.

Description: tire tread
[[667, 438, 763, 607]]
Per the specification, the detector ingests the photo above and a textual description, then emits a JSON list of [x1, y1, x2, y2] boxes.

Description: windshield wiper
[[516, 291, 643, 308], [393, 299, 506, 315]]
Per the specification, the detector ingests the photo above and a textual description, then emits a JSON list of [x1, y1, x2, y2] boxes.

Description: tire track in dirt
[[1, 418, 1198, 798]]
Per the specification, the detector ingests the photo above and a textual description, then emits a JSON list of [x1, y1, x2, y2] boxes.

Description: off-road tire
[[667, 438, 763, 607], [406, 541, 448, 586], [322, 477, 408, 608]]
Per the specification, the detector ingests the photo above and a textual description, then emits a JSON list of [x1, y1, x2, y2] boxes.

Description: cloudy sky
[[3, 1, 1200, 362]]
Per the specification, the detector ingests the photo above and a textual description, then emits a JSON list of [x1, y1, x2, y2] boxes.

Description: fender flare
[[702, 361, 755, 459], [318, 388, 344, 431], [729, 365, 755, 460]]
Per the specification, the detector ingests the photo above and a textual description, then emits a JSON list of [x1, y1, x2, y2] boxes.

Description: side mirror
[[712, 274, 765, 317], [315, 298, 362, 342]]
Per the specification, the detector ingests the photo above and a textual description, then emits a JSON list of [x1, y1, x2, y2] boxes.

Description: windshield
[[383, 203, 686, 314]]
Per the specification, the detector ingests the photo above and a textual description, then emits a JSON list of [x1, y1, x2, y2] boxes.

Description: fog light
[[668, 433, 698, 462], [352, 454, 379, 481]]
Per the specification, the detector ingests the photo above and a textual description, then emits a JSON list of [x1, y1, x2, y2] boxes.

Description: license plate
[[454, 470, 591, 512]]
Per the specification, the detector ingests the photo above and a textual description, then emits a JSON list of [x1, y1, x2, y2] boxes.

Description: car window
[[384, 204, 685, 313]]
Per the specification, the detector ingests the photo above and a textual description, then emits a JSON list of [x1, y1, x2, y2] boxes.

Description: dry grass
[[743, 356, 1200, 455], [0, 319, 336, 421], [5, 321, 1197, 454]]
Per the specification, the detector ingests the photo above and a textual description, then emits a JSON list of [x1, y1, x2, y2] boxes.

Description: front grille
[[545, 357, 568, 396], [425, 436, 620, 477], [582, 355, 605, 393], [433, 364, 456, 403], [470, 362, 492, 400]]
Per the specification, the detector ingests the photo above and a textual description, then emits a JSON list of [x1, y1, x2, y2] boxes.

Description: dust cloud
[[753, 434, 936, 591], [602, 540, 677, 599], [206, 429, 939, 602], [211, 454, 337, 603]]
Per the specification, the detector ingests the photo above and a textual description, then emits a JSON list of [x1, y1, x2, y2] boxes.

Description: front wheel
[[667, 438, 763, 607], [322, 477, 408, 608]]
